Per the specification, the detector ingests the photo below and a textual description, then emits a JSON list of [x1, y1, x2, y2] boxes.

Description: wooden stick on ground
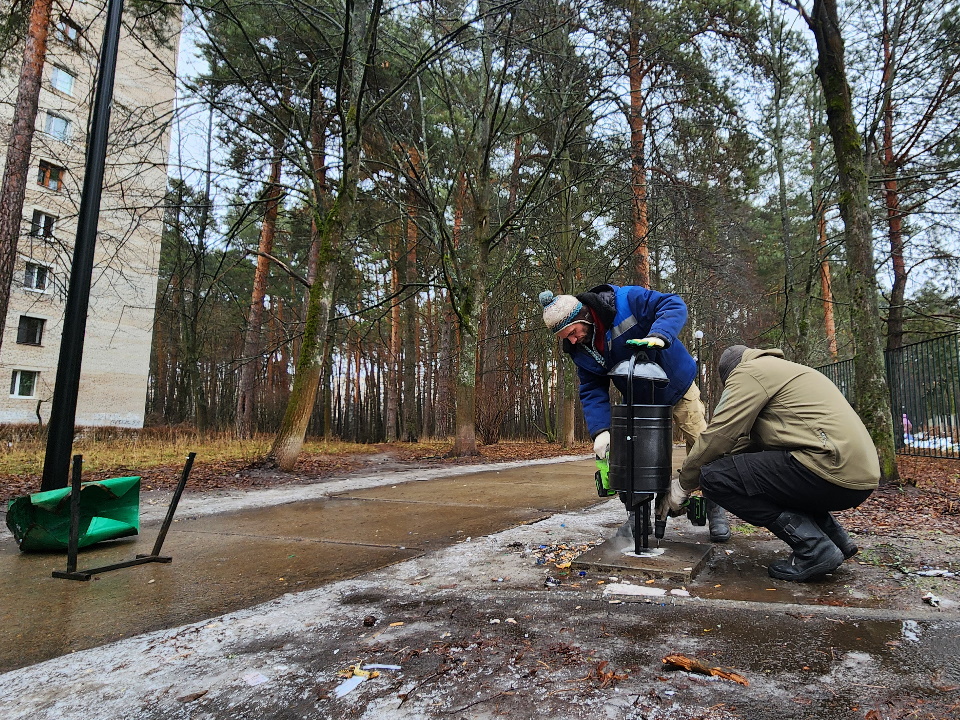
[[662, 654, 749, 686]]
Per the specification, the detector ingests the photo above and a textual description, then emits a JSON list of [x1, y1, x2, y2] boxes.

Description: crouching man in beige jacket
[[659, 346, 880, 582]]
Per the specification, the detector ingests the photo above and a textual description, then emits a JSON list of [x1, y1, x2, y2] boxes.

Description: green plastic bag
[[6, 476, 141, 552]]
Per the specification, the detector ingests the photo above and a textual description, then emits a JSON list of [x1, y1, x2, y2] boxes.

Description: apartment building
[[0, 5, 179, 427]]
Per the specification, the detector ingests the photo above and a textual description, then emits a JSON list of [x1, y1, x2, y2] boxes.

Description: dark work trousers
[[698, 450, 873, 528]]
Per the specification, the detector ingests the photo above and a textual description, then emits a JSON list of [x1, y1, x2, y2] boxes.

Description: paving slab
[[572, 537, 714, 582]]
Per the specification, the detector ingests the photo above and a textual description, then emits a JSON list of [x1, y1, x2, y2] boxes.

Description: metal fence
[[815, 333, 960, 459]]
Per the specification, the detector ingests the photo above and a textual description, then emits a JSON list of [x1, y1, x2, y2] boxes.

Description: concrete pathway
[[2, 454, 959, 720], [0, 456, 599, 672]]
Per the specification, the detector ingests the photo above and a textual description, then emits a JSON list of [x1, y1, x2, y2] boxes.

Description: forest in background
[[4, 0, 959, 465], [147, 0, 960, 459]]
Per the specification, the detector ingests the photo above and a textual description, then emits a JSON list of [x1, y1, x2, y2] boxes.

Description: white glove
[[593, 430, 610, 460], [656, 476, 689, 519]]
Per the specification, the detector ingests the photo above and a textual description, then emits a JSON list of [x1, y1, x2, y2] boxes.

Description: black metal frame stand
[[52, 452, 196, 581]]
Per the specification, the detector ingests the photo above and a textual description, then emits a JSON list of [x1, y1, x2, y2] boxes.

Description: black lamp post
[[40, 0, 125, 491]]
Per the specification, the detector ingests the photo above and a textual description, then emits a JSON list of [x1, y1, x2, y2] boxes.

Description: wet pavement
[[0, 457, 598, 672], [2, 452, 960, 719]]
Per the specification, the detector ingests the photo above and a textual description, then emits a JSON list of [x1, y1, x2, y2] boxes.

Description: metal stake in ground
[[51, 456, 87, 580]]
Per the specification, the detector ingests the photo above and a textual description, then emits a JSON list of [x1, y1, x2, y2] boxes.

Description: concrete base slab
[[571, 537, 713, 583]]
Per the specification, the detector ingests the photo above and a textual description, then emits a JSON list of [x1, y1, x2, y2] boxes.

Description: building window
[[55, 17, 81, 47], [24, 262, 49, 291], [30, 210, 56, 239], [16, 316, 45, 346], [50, 66, 75, 95], [10, 370, 39, 398], [44, 112, 71, 141], [37, 161, 64, 191]]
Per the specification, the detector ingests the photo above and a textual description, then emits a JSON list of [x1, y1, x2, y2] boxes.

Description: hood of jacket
[[577, 284, 617, 328]]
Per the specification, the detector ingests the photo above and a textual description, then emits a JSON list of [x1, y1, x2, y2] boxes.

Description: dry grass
[[0, 427, 380, 477], [0, 428, 584, 503]]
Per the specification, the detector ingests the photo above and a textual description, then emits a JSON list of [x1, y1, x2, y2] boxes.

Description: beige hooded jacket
[[679, 348, 881, 492]]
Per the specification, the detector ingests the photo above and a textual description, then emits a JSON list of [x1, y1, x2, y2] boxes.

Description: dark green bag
[[6, 476, 141, 552]]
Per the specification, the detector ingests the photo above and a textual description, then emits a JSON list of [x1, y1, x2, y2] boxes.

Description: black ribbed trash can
[[604, 347, 673, 554], [608, 403, 672, 496], [607, 402, 672, 554]]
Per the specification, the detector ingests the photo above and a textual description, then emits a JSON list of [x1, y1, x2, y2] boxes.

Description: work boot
[[812, 512, 858, 559], [706, 499, 731, 543], [766, 511, 844, 582], [615, 511, 636, 540]]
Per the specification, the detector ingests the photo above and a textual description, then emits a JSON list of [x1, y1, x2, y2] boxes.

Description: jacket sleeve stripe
[[611, 315, 637, 340]]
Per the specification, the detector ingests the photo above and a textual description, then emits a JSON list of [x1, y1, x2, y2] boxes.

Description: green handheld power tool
[[595, 458, 617, 497], [686, 495, 707, 525]]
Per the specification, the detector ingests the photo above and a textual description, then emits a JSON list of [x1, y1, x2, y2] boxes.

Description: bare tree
[[792, 0, 899, 481], [0, 0, 54, 353]]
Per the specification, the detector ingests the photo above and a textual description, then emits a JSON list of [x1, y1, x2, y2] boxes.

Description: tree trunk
[[0, 0, 54, 352], [809, 105, 838, 360], [805, 0, 898, 482], [267, 0, 380, 468], [420, 294, 434, 438], [562, 357, 576, 448], [449, 254, 482, 456], [268, 259, 336, 468], [627, 23, 650, 288], [385, 223, 401, 441], [402, 175, 419, 441], [235, 155, 282, 438], [773, 77, 802, 358], [541, 345, 554, 442], [818, 211, 838, 359], [439, 291, 456, 436], [881, 10, 906, 351]]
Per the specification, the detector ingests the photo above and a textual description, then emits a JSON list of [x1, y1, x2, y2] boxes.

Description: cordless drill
[[595, 458, 617, 497], [653, 494, 706, 542], [686, 495, 707, 525]]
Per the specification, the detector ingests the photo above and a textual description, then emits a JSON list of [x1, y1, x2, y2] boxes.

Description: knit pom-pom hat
[[539, 290, 591, 334]]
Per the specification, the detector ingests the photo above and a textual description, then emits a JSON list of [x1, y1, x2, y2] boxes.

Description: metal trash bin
[[608, 403, 672, 497], [606, 349, 672, 554]]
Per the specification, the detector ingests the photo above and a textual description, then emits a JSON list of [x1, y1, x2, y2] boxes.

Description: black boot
[[706, 499, 731, 542], [812, 512, 858, 559], [766, 511, 844, 582]]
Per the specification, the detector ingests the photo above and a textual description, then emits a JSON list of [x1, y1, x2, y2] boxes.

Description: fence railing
[[815, 333, 960, 459]]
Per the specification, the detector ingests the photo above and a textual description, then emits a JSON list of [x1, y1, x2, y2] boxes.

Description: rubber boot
[[615, 511, 635, 540], [766, 511, 844, 582], [706, 499, 731, 543], [812, 512, 858, 559]]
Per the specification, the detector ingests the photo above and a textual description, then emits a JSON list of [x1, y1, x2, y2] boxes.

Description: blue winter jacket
[[565, 284, 697, 438]]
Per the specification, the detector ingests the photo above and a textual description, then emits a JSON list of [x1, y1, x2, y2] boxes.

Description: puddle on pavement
[[674, 538, 891, 608]]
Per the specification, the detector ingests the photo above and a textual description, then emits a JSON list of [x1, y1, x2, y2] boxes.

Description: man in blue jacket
[[540, 284, 730, 542]]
